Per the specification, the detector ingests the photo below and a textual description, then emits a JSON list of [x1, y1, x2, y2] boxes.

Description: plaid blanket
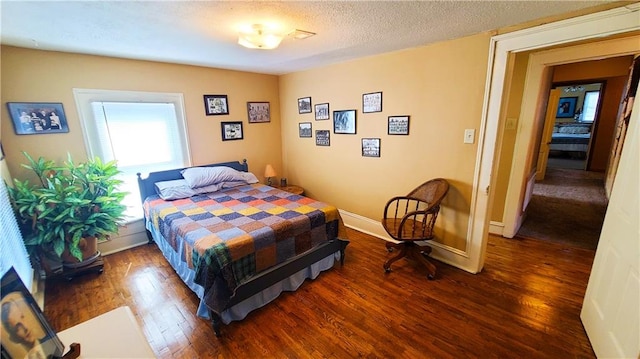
[[143, 183, 347, 314]]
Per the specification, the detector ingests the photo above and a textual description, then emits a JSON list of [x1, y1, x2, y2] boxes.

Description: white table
[[57, 306, 156, 358]]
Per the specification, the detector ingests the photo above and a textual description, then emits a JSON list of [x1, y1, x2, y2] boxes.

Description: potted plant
[[8, 152, 127, 272]]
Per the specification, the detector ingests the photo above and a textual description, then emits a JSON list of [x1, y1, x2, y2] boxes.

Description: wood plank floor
[[44, 228, 596, 358]]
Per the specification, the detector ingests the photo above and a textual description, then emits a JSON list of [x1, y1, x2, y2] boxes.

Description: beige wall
[[1, 46, 282, 182], [280, 33, 492, 251]]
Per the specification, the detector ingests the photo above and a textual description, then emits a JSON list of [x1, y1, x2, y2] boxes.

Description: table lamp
[[264, 164, 276, 186]]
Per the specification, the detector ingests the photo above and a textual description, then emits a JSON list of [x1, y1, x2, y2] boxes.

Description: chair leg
[[416, 243, 432, 255], [385, 241, 404, 252], [384, 243, 407, 272], [409, 246, 437, 280]]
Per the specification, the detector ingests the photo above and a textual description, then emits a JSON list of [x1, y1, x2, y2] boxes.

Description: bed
[[550, 122, 592, 155], [136, 160, 349, 336]]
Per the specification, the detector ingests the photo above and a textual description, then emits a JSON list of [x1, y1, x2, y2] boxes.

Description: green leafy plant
[[8, 152, 127, 262]]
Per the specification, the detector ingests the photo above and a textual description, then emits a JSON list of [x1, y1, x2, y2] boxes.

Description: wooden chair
[[382, 178, 449, 279]]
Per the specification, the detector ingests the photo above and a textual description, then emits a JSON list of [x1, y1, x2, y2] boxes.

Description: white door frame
[[470, 4, 640, 272]]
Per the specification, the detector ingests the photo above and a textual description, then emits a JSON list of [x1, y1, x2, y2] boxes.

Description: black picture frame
[[204, 94, 229, 116], [314, 103, 330, 120], [1, 267, 65, 359], [388, 115, 410, 135], [298, 97, 312, 114], [299, 122, 312, 138], [221, 121, 243, 141], [362, 138, 381, 157], [333, 109, 357, 134], [6, 102, 69, 135], [315, 130, 330, 146], [247, 102, 270, 123], [556, 97, 578, 118], [362, 92, 382, 113]]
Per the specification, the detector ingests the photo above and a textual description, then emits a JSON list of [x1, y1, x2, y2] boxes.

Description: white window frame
[[73, 88, 191, 221]]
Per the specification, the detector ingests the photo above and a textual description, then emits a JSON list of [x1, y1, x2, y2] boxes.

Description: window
[[74, 89, 191, 220], [581, 91, 600, 123]]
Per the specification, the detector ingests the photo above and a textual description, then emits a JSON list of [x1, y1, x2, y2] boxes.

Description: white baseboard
[[339, 209, 393, 241], [338, 209, 476, 273], [98, 219, 150, 256], [489, 221, 504, 236]]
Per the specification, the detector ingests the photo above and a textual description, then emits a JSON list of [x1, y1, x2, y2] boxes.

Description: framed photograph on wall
[[362, 138, 381, 157], [556, 97, 578, 118], [314, 103, 329, 120], [1, 267, 65, 359], [333, 109, 356, 134], [299, 122, 312, 138], [204, 94, 229, 116], [247, 102, 270, 123], [316, 130, 330, 146], [6, 102, 69, 135], [388, 115, 410, 135], [221, 121, 243, 141], [362, 91, 382, 113], [298, 97, 312, 114]]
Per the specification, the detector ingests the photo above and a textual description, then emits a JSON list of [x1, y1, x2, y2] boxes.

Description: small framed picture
[[298, 97, 312, 114], [221, 121, 243, 141], [362, 138, 381, 157], [362, 92, 382, 113], [299, 122, 312, 138], [204, 94, 229, 116], [316, 130, 330, 146], [247, 102, 270, 123], [557, 97, 578, 118], [6, 102, 69, 135], [388, 115, 410, 135], [314, 103, 330, 120], [333, 109, 356, 134], [1, 267, 65, 359]]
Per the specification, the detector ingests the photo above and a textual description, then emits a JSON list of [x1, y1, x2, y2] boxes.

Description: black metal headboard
[[136, 159, 248, 204]]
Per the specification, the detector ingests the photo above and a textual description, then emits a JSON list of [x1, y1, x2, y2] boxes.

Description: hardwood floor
[[44, 228, 596, 358]]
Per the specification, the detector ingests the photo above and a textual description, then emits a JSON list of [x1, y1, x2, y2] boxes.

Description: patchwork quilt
[[143, 183, 347, 314]]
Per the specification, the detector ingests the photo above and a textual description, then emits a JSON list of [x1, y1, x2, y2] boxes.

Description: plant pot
[[61, 236, 101, 268]]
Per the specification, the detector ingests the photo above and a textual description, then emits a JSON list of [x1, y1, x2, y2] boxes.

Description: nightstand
[[274, 184, 304, 195]]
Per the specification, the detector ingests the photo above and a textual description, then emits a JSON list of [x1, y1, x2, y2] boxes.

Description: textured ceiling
[[0, 1, 618, 75]]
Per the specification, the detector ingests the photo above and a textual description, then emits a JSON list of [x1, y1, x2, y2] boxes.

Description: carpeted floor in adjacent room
[[516, 167, 608, 250]]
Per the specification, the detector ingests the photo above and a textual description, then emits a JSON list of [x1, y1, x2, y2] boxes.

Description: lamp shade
[[264, 164, 276, 178]]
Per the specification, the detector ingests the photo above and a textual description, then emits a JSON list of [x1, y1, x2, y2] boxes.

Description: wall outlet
[[464, 129, 475, 144]]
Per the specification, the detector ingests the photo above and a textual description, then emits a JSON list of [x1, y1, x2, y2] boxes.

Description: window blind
[[0, 179, 33, 291]]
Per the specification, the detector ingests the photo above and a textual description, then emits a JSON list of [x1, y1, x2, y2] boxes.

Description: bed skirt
[[146, 221, 339, 324]]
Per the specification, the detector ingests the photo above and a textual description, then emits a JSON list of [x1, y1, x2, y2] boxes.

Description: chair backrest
[[407, 178, 449, 207]]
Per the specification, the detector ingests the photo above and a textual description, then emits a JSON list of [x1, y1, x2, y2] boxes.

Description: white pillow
[[155, 179, 195, 200], [155, 179, 222, 200], [181, 166, 259, 188], [221, 181, 249, 188]]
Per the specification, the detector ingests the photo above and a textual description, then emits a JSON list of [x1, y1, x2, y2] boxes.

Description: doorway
[[516, 60, 634, 249], [546, 82, 603, 171], [497, 38, 639, 240]]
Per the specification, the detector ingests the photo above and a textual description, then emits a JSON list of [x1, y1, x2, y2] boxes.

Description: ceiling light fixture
[[238, 24, 283, 50]]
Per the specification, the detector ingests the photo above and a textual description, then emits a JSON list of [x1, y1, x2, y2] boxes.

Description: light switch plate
[[464, 129, 475, 144]]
